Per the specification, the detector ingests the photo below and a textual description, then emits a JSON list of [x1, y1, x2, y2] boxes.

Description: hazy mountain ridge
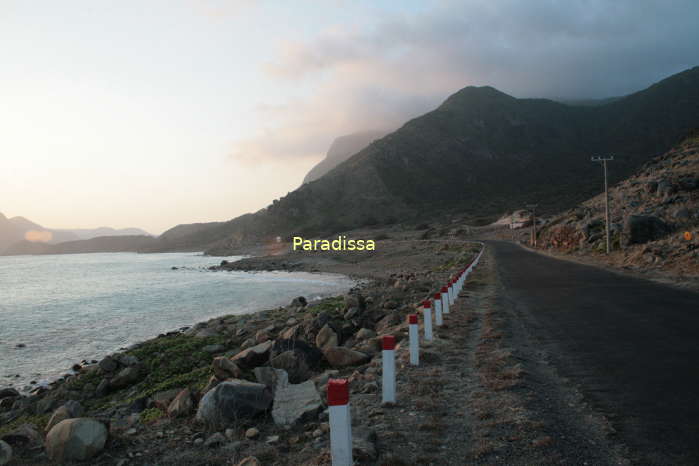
[[2, 235, 157, 256], [302, 130, 388, 184]]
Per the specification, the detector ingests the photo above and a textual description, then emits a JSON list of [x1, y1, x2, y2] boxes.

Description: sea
[[0, 252, 354, 391]]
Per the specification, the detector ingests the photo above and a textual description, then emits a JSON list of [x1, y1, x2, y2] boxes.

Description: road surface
[[489, 241, 699, 465]]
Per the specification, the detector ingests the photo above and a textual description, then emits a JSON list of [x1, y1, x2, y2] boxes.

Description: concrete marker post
[[381, 336, 396, 404], [441, 286, 450, 315], [408, 314, 419, 365], [422, 300, 433, 341], [433, 293, 443, 326], [328, 379, 352, 466], [448, 279, 455, 305]]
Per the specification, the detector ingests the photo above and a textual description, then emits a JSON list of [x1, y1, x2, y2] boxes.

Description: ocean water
[[0, 252, 354, 390]]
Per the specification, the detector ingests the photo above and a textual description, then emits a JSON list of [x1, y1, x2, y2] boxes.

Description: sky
[[2, 0, 698, 234]]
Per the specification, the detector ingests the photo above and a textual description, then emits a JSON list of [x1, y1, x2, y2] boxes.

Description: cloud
[[232, 0, 699, 165]]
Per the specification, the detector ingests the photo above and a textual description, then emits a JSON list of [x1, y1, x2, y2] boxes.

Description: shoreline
[[0, 235, 481, 465]]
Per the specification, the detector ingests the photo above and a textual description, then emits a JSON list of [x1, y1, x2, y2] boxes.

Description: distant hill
[[302, 130, 388, 184], [2, 235, 157, 256], [0, 212, 151, 255]]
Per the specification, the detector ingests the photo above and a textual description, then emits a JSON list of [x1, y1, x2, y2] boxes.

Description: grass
[[0, 413, 50, 437], [140, 407, 166, 424]]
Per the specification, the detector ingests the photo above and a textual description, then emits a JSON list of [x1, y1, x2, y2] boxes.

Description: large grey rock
[[0, 440, 11, 466], [45, 400, 84, 432], [0, 424, 41, 449], [109, 366, 140, 390], [253, 367, 287, 396], [196, 380, 272, 428], [45, 418, 108, 462], [272, 378, 322, 426], [230, 341, 273, 370], [625, 215, 671, 245], [150, 388, 182, 410]]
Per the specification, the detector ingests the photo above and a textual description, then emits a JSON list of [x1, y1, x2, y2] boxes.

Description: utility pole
[[591, 156, 614, 254], [526, 204, 538, 247]]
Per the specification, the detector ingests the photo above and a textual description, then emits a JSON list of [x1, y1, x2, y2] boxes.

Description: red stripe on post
[[382, 335, 396, 350], [408, 314, 418, 324], [327, 378, 349, 406], [422, 300, 431, 308], [441, 286, 448, 293], [434, 293, 441, 299]]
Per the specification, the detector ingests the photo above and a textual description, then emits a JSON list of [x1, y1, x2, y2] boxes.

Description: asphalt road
[[489, 241, 699, 465]]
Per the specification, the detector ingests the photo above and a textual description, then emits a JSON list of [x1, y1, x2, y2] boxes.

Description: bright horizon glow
[[2, 1, 698, 234]]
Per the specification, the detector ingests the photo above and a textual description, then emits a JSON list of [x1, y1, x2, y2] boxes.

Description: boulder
[[279, 324, 303, 340], [45, 400, 83, 432], [289, 296, 307, 309], [167, 388, 194, 418], [231, 341, 273, 370], [324, 347, 370, 368], [150, 388, 182, 410], [0, 424, 42, 450], [204, 432, 227, 448], [315, 324, 338, 351], [201, 375, 221, 395], [0, 388, 19, 399], [212, 357, 242, 380], [272, 379, 322, 426], [0, 440, 11, 466], [115, 354, 139, 367], [625, 215, 671, 245], [109, 366, 141, 390], [98, 355, 117, 373], [45, 418, 108, 462], [270, 350, 312, 384], [271, 339, 323, 370], [196, 380, 272, 428]]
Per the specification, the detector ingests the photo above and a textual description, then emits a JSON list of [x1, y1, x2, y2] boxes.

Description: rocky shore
[[0, 238, 480, 465]]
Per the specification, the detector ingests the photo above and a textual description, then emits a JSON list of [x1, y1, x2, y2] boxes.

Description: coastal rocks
[[315, 324, 338, 351], [236, 457, 261, 466], [0, 440, 10, 465], [1, 424, 42, 451], [45, 400, 84, 432], [625, 215, 671, 245], [115, 354, 139, 367], [45, 418, 108, 462], [289, 296, 307, 311], [272, 378, 322, 426], [212, 357, 242, 380], [167, 388, 194, 418], [109, 366, 141, 390], [196, 380, 272, 428], [355, 328, 376, 340], [324, 347, 370, 368], [253, 367, 286, 396], [231, 341, 273, 370], [204, 432, 227, 448]]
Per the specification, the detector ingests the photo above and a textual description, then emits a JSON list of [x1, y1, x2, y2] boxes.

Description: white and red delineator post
[[441, 286, 450, 314], [447, 279, 454, 305], [408, 314, 419, 365], [422, 300, 433, 341], [328, 378, 353, 466], [381, 335, 396, 404], [433, 293, 443, 326]]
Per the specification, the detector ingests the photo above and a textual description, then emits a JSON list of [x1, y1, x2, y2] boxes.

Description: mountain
[[8, 217, 80, 243], [147, 66, 699, 254], [302, 130, 388, 184], [0, 213, 23, 251], [2, 235, 157, 256]]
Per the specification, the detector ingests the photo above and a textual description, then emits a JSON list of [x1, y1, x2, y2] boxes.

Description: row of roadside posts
[[328, 246, 484, 465]]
